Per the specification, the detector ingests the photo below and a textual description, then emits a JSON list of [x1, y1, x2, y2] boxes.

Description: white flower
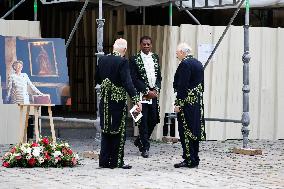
[[14, 153, 21, 157], [52, 151, 62, 158], [21, 146, 31, 154], [9, 154, 15, 161], [75, 154, 79, 160], [50, 144, 56, 150], [38, 157, 44, 164], [26, 154, 32, 160], [4, 152, 11, 157], [20, 145, 26, 152], [32, 147, 41, 157], [64, 143, 70, 148]]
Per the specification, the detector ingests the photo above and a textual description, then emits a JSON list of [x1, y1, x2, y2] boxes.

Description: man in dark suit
[[96, 38, 142, 169], [129, 36, 162, 158], [173, 42, 206, 168]]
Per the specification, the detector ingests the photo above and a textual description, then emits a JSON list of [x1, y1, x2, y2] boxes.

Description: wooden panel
[[224, 26, 242, 139], [249, 27, 262, 139], [0, 105, 21, 144], [156, 26, 180, 140], [276, 28, 284, 139], [258, 27, 277, 139], [0, 20, 41, 37]]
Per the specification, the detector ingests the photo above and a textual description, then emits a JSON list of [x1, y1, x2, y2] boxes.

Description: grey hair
[[177, 42, 192, 55], [12, 60, 23, 70], [113, 38, 127, 51]]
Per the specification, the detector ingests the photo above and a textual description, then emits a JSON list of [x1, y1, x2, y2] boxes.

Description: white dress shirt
[[140, 51, 156, 88]]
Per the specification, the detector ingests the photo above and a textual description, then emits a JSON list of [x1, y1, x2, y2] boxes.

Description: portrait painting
[[0, 36, 70, 105], [28, 41, 58, 77]]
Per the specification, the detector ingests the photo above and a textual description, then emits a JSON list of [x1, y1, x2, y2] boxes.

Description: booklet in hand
[[130, 105, 143, 122], [140, 93, 152, 104]]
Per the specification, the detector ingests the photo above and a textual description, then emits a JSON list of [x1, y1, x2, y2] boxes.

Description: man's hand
[[135, 102, 142, 113], [144, 90, 157, 99], [152, 89, 158, 95], [174, 106, 180, 113]]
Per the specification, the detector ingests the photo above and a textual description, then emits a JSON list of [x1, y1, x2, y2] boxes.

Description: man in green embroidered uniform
[[96, 38, 141, 169], [173, 42, 206, 168], [129, 36, 162, 158]]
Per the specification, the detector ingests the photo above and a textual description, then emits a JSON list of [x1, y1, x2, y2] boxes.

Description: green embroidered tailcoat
[[96, 54, 139, 134], [129, 52, 162, 125], [173, 56, 206, 141]]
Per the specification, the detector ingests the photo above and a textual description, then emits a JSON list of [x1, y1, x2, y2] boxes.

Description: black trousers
[[177, 105, 201, 166], [136, 98, 158, 151], [99, 132, 125, 168]]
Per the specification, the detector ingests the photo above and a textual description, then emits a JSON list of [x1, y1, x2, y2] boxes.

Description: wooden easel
[[19, 104, 56, 143]]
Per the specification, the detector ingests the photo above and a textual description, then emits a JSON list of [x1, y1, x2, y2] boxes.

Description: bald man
[[173, 42, 206, 168], [95, 38, 142, 169]]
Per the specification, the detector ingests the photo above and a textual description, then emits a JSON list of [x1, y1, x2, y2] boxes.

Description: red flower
[[31, 142, 39, 147], [16, 155, 22, 160], [67, 149, 73, 155], [71, 157, 77, 165], [3, 161, 10, 167], [28, 158, 36, 167], [45, 154, 51, 160], [10, 147, 16, 153], [42, 138, 49, 145], [62, 148, 68, 155]]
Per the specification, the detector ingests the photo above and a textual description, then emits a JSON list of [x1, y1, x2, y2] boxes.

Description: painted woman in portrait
[[5, 60, 44, 104]]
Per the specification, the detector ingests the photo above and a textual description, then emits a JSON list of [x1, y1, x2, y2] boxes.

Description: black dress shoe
[[134, 139, 143, 152], [174, 161, 188, 168], [188, 163, 198, 168], [99, 165, 110, 168], [141, 150, 149, 158], [120, 164, 132, 169]]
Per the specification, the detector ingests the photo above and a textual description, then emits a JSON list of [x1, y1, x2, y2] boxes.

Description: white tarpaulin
[[41, 0, 284, 7], [180, 0, 284, 8], [115, 0, 284, 7]]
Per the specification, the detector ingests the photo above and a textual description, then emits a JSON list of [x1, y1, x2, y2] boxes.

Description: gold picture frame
[[28, 41, 59, 77]]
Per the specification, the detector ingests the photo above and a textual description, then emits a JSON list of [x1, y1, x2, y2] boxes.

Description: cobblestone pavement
[[0, 139, 283, 189]]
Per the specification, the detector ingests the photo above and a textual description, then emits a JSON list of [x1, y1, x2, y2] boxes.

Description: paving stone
[[0, 139, 283, 188]]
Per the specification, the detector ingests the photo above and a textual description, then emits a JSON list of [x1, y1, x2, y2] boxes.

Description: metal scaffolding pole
[[1, 0, 26, 19], [204, 0, 245, 69], [66, 0, 89, 48], [34, 0, 38, 21], [242, 0, 250, 148], [175, 3, 201, 25], [184, 9, 201, 25], [169, 2, 173, 26], [143, 6, 146, 25], [95, 0, 105, 119]]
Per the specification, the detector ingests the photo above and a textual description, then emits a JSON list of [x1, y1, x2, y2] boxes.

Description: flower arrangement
[[1, 137, 79, 168]]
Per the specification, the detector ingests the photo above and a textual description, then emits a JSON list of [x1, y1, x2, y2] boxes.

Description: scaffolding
[[1, 0, 251, 148]]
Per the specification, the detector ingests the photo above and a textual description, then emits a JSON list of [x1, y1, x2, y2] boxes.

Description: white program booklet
[[129, 105, 143, 122], [140, 93, 152, 104]]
